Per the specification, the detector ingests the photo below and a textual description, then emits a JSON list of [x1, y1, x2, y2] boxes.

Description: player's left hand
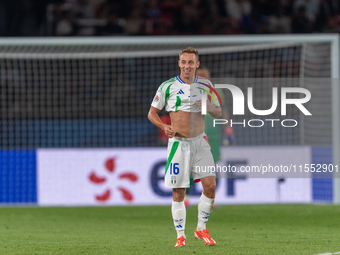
[[196, 100, 202, 109], [196, 100, 213, 111]]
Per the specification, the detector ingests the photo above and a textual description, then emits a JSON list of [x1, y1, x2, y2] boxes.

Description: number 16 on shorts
[[170, 163, 179, 185], [170, 163, 179, 175]]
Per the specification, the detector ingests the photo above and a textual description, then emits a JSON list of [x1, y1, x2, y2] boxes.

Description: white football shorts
[[164, 132, 216, 188]]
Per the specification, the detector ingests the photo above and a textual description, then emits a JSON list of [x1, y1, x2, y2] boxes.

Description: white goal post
[[0, 35, 339, 203]]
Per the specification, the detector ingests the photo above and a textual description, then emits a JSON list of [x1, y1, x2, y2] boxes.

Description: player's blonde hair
[[179, 47, 199, 61]]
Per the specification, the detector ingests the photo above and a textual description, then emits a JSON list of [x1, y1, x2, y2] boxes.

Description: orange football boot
[[174, 236, 186, 247], [194, 229, 216, 245]]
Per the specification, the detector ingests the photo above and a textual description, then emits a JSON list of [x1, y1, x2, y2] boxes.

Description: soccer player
[[148, 47, 222, 247]]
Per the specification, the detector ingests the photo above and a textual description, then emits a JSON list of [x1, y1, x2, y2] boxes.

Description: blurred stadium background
[[0, 0, 339, 208], [2, 0, 340, 36]]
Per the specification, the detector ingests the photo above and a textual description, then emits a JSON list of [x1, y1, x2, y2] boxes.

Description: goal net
[[0, 36, 338, 204]]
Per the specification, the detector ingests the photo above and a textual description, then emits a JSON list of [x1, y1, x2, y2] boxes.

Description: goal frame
[[0, 34, 339, 203]]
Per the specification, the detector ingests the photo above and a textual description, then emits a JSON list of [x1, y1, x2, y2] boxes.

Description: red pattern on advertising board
[[88, 157, 138, 203]]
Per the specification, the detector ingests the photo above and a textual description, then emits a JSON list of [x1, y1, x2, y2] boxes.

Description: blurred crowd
[[0, 0, 340, 36]]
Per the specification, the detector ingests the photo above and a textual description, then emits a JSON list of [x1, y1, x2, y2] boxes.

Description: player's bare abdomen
[[169, 111, 205, 138]]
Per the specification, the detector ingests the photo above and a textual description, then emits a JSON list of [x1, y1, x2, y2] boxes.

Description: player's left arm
[[206, 79, 222, 118], [207, 103, 222, 118], [196, 100, 222, 118]]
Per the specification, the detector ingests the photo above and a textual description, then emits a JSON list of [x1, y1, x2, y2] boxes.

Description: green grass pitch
[[0, 204, 340, 255]]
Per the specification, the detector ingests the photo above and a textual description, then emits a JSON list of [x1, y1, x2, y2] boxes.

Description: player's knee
[[173, 188, 186, 202], [209, 183, 216, 193], [211, 182, 216, 191], [204, 182, 216, 194]]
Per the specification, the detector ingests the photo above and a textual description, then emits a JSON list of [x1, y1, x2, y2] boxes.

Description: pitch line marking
[[317, 252, 340, 255]]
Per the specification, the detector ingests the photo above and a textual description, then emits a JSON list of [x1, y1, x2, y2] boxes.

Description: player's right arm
[[148, 82, 176, 138], [148, 107, 176, 138]]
